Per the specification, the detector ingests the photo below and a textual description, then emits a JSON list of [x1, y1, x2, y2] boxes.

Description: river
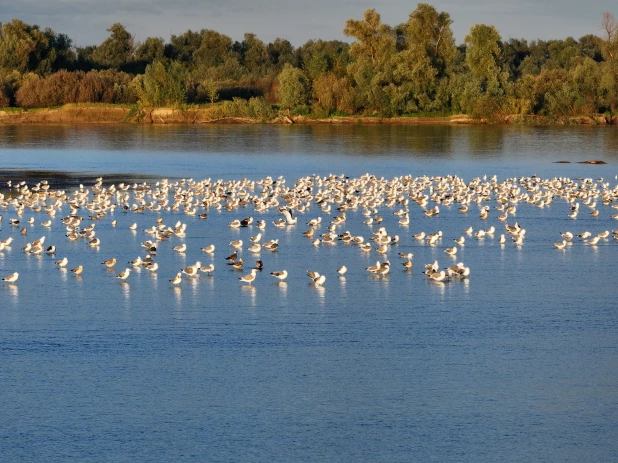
[[0, 124, 617, 462]]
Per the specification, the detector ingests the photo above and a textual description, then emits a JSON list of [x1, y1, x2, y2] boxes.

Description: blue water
[[0, 124, 617, 462]]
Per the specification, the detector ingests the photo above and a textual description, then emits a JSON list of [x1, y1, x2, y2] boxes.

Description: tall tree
[[0, 19, 63, 75], [276, 63, 308, 109], [193, 30, 233, 69], [344, 9, 396, 113], [404, 3, 456, 77], [268, 38, 296, 70], [132, 60, 186, 106], [91, 23, 134, 69], [135, 37, 165, 65], [241, 33, 269, 76], [464, 24, 502, 90]]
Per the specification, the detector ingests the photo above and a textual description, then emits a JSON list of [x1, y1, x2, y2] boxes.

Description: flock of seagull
[[1, 172, 618, 291]]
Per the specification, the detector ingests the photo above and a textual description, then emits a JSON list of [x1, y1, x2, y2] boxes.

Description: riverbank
[[0, 104, 616, 126]]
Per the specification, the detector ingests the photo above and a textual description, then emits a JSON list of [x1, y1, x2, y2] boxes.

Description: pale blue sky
[[0, 0, 615, 47]]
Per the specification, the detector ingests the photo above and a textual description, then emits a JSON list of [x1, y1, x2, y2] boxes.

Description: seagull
[[146, 262, 159, 272], [444, 247, 457, 256], [173, 244, 187, 253], [169, 272, 182, 284], [55, 257, 69, 267], [116, 268, 131, 280], [554, 240, 568, 250], [230, 240, 243, 249], [366, 261, 381, 273], [337, 265, 347, 275], [102, 258, 117, 268], [281, 208, 297, 224], [239, 268, 258, 284], [2, 272, 19, 283], [182, 262, 201, 276], [201, 244, 215, 254], [200, 264, 215, 274], [71, 265, 84, 276], [429, 270, 446, 282], [270, 270, 288, 281]]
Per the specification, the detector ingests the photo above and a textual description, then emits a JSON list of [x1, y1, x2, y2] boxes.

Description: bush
[[290, 104, 310, 116]]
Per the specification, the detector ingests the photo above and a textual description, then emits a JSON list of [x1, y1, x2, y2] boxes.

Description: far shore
[[0, 104, 616, 126]]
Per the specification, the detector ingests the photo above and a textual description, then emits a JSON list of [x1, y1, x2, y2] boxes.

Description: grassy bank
[[0, 104, 616, 126]]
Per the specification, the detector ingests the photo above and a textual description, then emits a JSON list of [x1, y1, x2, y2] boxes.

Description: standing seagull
[[116, 268, 131, 280], [169, 272, 182, 285], [2, 272, 19, 283], [102, 258, 117, 268], [270, 270, 288, 281], [239, 268, 258, 285], [71, 265, 84, 276]]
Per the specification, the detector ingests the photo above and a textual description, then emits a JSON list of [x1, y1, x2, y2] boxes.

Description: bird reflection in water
[[338, 275, 347, 299], [278, 281, 288, 299], [241, 284, 257, 307], [172, 286, 182, 309], [119, 281, 130, 302], [314, 284, 326, 305], [6, 284, 19, 303], [463, 278, 470, 295]]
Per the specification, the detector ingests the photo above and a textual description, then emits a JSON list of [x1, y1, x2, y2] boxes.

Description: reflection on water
[[1, 125, 618, 463], [172, 286, 182, 308], [1, 125, 617, 182], [5, 283, 19, 303]]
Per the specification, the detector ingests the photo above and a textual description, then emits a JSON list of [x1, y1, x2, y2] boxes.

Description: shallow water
[[0, 124, 617, 462]]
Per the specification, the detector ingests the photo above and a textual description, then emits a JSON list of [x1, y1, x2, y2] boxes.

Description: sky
[[0, 0, 615, 47]]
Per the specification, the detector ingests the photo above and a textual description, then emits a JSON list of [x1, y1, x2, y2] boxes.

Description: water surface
[[0, 124, 617, 462]]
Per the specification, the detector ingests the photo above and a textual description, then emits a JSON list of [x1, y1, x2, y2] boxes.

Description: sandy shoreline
[[1, 105, 616, 126]]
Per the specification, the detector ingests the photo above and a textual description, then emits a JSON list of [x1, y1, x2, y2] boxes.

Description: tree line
[[0, 5, 617, 121]]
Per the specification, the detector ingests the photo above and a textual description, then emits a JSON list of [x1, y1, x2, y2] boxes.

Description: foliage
[[91, 23, 134, 69], [1, 9, 618, 121], [132, 60, 186, 107], [276, 63, 308, 109]]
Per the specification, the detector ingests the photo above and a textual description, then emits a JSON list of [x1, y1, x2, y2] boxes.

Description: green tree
[[404, 3, 456, 77], [168, 30, 201, 64], [268, 38, 296, 70], [599, 12, 618, 113], [0, 19, 62, 75], [135, 37, 165, 64], [194, 30, 233, 69], [464, 24, 502, 90], [132, 60, 186, 106], [276, 63, 308, 109], [344, 9, 396, 113], [91, 23, 134, 69], [241, 33, 269, 76]]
